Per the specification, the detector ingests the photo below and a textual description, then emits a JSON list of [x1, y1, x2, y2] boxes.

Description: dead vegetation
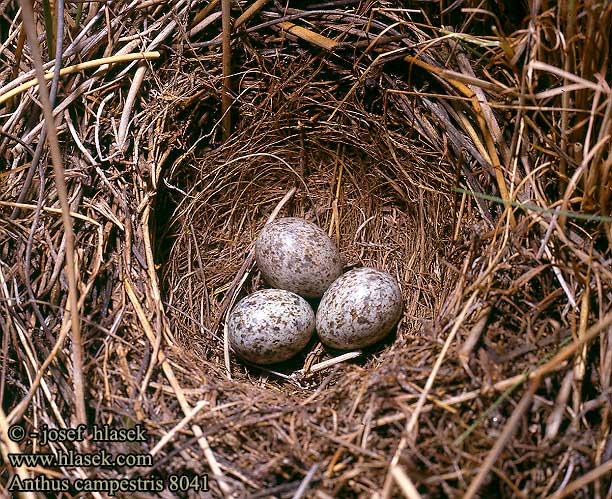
[[1, 0, 612, 497]]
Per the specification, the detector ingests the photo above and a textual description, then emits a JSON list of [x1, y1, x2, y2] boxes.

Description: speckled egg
[[228, 289, 315, 365], [316, 268, 402, 349], [255, 217, 343, 298]]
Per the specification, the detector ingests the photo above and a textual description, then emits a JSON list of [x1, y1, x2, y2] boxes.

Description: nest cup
[[159, 47, 464, 491], [164, 110, 458, 363]]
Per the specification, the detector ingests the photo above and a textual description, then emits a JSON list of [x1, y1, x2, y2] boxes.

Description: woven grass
[[1, 1, 612, 497]]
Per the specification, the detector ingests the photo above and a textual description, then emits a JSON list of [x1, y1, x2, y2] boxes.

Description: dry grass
[[1, 0, 611, 497]]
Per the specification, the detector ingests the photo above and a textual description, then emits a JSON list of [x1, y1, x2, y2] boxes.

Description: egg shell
[[316, 268, 402, 350], [228, 289, 315, 365], [255, 217, 343, 298]]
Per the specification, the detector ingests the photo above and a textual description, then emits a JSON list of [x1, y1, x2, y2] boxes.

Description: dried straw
[[1, 1, 611, 497]]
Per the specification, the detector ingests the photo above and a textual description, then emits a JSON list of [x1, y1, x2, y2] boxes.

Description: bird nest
[[2, 1, 612, 498]]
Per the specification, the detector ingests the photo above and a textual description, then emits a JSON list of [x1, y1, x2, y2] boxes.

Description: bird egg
[[316, 268, 402, 349], [255, 217, 342, 298], [228, 289, 315, 365]]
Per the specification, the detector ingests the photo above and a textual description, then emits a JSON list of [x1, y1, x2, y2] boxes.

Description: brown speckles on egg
[[255, 218, 343, 298], [316, 268, 403, 349], [227, 289, 315, 365]]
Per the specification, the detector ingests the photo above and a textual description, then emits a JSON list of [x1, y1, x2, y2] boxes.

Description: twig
[[234, 0, 271, 29], [278, 21, 338, 50], [391, 465, 422, 499], [116, 62, 148, 153], [300, 351, 361, 374], [291, 463, 319, 499], [544, 459, 612, 499], [0, 52, 161, 105], [221, 0, 232, 140], [150, 400, 209, 456]]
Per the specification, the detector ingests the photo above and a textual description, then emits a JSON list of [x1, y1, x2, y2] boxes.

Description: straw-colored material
[[2, 1, 611, 497]]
